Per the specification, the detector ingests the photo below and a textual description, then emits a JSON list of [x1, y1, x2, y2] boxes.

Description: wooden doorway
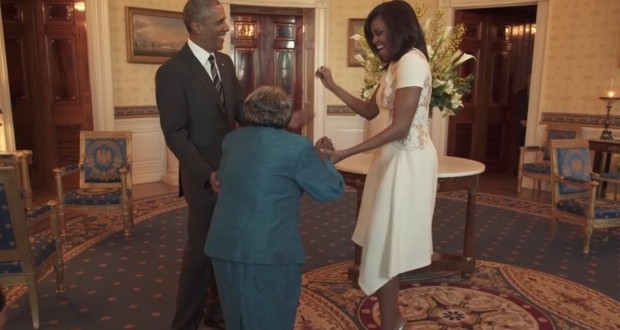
[[1, 0, 92, 189], [449, 6, 536, 173], [229, 7, 303, 131]]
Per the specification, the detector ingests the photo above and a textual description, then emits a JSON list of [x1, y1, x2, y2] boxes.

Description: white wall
[[114, 118, 167, 184]]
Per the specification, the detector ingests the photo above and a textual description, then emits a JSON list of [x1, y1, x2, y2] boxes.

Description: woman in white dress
[[315, 1, 437, 329]]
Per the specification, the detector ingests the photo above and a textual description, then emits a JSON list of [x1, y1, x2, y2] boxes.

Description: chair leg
[[128, 202, 134, 230], [582, 226, 593, 256], [58, 204, 67, 235], [55, 256, 65, 294], [121, 202, 133, 237], [517, 172, 523, 194], [25, 275, 40, 329], [546, 215, 558, 243], [603, 228, 611, 242]]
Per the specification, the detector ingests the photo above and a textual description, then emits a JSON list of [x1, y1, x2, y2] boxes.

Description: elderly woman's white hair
[[244, 86, 293, 128]]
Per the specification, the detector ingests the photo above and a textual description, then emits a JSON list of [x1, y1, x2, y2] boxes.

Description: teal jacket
[[204, 126, 344, 265]]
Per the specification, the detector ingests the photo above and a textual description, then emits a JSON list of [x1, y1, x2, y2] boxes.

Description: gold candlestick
[[599, 96, 620, 140]]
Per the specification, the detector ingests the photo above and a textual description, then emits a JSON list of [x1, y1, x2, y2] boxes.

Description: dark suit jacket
[[156, 44, 245, 195], [204, 127, 345, 265]]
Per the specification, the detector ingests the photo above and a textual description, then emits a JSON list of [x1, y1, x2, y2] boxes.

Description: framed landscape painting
[[125, 7, 186, 64]]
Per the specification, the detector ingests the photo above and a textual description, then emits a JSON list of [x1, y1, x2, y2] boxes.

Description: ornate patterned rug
[[295, 260, 619, 329], [3, 194, 187, 304], [3, 191, 618, 329]]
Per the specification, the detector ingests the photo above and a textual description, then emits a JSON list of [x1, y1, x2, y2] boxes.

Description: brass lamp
[[599, 95, 620, 140]]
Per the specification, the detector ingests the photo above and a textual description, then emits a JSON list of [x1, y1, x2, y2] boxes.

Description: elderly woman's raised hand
[[315, 66, 337, 91]]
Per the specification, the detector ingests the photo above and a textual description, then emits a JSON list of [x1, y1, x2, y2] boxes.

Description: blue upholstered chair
[[0, 150, 33, 211], [0, 151, 56, 231], [0, 166, 64, 329], [548, 138, 620, 256], [53, 131, 134, 236], [517, 124, 581, 194]]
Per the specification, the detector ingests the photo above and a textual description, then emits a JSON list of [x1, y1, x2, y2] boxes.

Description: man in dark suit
[[155, 1, 244, 329]]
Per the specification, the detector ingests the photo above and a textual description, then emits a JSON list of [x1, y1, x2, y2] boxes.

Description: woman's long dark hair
[[363, 0, 429, 62]]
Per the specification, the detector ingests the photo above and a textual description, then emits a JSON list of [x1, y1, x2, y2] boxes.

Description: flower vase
[[429, 107, 448, 156]]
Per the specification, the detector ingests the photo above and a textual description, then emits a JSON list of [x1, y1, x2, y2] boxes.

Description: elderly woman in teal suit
[[205, 86, 344, 330]]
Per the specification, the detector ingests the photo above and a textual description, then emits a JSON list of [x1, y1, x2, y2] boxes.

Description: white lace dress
[[351, 48, 438, 295]]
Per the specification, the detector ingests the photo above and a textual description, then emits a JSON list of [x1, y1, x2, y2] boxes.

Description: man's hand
[[209, 172, 220, 193]]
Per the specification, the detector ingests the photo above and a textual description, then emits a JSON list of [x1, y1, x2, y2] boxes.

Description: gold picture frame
[[125, 7, 186, 64], [347, 19, 365, 67]]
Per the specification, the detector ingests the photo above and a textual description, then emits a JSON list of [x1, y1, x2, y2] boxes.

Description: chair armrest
[[25, 203, 53, 226], [518, 146, 545, 166], [562, 176, 590, 184], [53, 164, 81, 202], [595, 171, 620, 184], [53, 163, 80, 176], [25, 200, 59, 240], [558, 175, 599, 189], [520, 145, 543, 152]]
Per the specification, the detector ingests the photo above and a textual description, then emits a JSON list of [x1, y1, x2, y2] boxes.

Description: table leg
[[592, 149, 616, 198], [460, 182, 478, 279], [348, 244, 361, 285], [347, 182, 363, 285]]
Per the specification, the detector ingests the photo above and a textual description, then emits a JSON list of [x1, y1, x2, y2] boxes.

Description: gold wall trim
[[326, 105, 355, 115], [115, 105, 159, 118], [114, 108, 616, 128], [116, 105, 355, 118], [541, 112, 619, 128]]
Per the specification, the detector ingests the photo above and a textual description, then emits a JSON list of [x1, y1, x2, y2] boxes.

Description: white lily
[[350, 34, 363, 42], [452, 51, 475, 67], [354, 53, 365, 64]]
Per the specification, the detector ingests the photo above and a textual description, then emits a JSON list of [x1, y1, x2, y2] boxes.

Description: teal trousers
[[211, 258, 301, 330]]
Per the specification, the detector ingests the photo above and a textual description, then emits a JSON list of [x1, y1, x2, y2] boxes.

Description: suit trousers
[[171, 175, 220, 330]]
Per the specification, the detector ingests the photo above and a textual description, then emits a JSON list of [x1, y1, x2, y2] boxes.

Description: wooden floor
[[478, 171, 551, 203]]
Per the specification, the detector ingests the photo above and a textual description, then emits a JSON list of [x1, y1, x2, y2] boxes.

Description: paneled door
[[450, 10, 512, 171], [230, 12, 303, 132], [450, 7, 535, 172], [1, 0, 92, 188]]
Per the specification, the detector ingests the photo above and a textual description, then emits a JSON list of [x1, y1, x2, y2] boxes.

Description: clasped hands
[[315, 136, 344, 163]]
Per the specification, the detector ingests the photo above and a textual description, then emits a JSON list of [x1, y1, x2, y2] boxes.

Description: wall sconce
[[74, 1, 85, 12]]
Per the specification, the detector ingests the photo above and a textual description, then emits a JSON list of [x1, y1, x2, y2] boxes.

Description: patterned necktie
[[208, 55, 225, 106]]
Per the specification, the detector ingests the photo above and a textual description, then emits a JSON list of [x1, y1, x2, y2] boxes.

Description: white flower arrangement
[[350, 4, 475, 116], [350, 33, 382, 101]]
